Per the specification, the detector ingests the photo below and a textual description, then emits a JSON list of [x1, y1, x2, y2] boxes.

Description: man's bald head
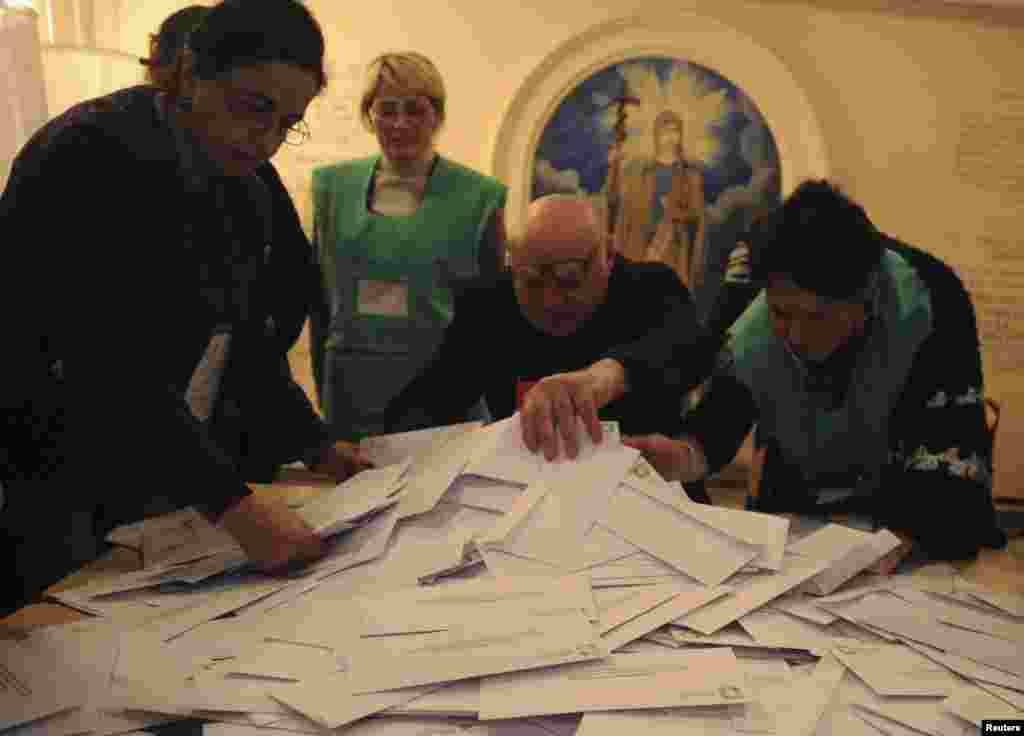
[[514, 194, 606, 266], [511, 194, 614, 337]]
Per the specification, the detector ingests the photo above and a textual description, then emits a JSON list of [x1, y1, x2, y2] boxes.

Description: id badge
[[357, 279, 409, 318]]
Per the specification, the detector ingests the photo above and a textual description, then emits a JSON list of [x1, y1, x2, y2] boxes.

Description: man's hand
[[870, 532, 915, 576], [309, 441, 374, 482], [219, 494, 326, 574], [622, 434, 704, 483], [521, 359, 627, 461]]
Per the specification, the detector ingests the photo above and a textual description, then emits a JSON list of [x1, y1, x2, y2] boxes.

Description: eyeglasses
[[512, 256, 595, 291], [219, 83, 311, 146], [370, 95, 436, 126]]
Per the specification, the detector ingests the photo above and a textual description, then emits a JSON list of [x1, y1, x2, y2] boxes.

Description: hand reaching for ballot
[[219, 494, 326, 574], [870, 532, 915, 575], [521, 359, 627, 460], [309, 440, 374, 482], [622, 433, 706, 484]]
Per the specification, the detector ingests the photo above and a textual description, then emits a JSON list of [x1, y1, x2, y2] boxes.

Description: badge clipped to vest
[[357, 279, 410, 318]]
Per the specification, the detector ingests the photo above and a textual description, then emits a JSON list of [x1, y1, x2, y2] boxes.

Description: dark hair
[[140, 6, 209, 88], [185, 0, 327, 91], [748, 180, 885, 300]]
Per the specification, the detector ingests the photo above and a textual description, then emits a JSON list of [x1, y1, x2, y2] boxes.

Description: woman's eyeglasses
[[220, 84, 311, 146]]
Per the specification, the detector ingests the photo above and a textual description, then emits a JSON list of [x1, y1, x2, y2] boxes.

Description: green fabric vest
[[727, 250, 933, 495], [312, 154, 506, 438]]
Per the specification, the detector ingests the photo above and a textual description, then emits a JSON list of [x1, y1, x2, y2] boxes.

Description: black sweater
[[383, 256, 721, 436], [0, 86, 328, 520]]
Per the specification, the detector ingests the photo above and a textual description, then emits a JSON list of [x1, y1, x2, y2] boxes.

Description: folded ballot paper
[[295, 461, 410, 537]]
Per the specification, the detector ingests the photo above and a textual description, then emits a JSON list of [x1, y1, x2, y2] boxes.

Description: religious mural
[[532, 57, 782, 318]]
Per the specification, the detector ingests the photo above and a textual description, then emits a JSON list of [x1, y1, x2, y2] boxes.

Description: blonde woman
[[311, 52, 507, 440]]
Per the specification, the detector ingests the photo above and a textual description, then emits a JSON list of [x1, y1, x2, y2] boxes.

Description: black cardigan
[[0, 86, 328, 520]]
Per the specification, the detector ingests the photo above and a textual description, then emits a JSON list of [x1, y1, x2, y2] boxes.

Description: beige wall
[[31, 0, 1024, 494]]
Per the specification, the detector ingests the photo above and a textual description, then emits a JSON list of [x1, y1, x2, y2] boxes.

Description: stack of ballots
[[3, 417, 1022, 736]]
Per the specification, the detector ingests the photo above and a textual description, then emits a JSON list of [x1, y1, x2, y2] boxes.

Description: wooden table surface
[[2, 468, 1021, 632]]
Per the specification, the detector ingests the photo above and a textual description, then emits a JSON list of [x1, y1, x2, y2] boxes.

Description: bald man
[[380, 194, 720, 466]]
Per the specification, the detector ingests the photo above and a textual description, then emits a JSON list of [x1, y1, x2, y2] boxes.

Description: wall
[[26, 0, 1024, 495]]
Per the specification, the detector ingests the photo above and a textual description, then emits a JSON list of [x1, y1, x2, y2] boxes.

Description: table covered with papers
[[2, 417, 1022, 736]]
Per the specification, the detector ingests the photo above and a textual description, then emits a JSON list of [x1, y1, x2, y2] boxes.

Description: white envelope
[[4, 626, 168, 736], [856, 709, 947, 736], [830, 642, 961, 696], [267, 670, 442, 730], [601, 586, 732, 652], [537, 423, 638, 540], [398, 427, 489, 519], [770, 592, 838, 625], [463, 416, 544, 485], [478, 649, 748, 720], [839, 592, 1024, 678], [601, 483, 759, 586], [976, 681, 1024, 712], [889, 586, 1024, 643], [295, 462, 408, 537], [360, 421, 483, 467], [347, 608, 608, 694], [853, 695, 971, 736], [595, 584, 680, 634], [737, 607, 839, 653], [299, 504, 401, 579], [224, 640, 342, 682], [903, 640, 1024, 693], [353, 574, 597, 636], [140, 507, 240, 569], [789, 523, 902, 596], [628, 474, 789, 572], [478, 545, 565, 580], [446, 475, 525, 513], [586, 551, 693, 587], [827, 665, 959, 736], [966, 589, 1024, 618], [382, 678, 481, 717], [576, 707, 745, 736], [673, 554, 828, 635]]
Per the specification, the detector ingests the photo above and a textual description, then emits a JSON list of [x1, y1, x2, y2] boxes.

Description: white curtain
[[0, 6, 48, 191]]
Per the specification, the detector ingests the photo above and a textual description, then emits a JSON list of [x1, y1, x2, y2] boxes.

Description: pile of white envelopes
[[3, 417, 1021, 736]]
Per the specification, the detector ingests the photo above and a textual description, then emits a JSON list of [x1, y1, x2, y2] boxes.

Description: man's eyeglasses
[[370, 96, 435, 126], [512, 256, 594, 291], [220, 84, 311, 146]]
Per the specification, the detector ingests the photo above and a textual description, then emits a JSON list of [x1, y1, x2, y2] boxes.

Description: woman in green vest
[[310, 52, 508, 441]]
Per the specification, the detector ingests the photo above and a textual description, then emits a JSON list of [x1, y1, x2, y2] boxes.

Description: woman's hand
[[308, 441, 374, 482], [622, 434, 706, 483], [219, 494, 326, 573]]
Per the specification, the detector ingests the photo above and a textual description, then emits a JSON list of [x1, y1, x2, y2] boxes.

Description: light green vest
[[312, 154, 506, 439], [726, 250, 933, 494]]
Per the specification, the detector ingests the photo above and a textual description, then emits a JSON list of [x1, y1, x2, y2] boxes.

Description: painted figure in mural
[[610, 110, 706, 292]]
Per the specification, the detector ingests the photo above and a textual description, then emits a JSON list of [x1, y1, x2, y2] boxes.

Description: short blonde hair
[[360, 52, 446, 132]]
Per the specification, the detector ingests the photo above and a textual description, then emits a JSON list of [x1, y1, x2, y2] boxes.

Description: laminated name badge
[[357, 280, 409, 318]]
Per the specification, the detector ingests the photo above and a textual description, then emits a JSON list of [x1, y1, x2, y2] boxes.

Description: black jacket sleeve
[[605, 265, 724, 409], [226, 164, 330, 471], [379, 286, 492, 431], [876, 245, 1006, 560], [679, 355, 759, 473], [1, 123, 250, 519]]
